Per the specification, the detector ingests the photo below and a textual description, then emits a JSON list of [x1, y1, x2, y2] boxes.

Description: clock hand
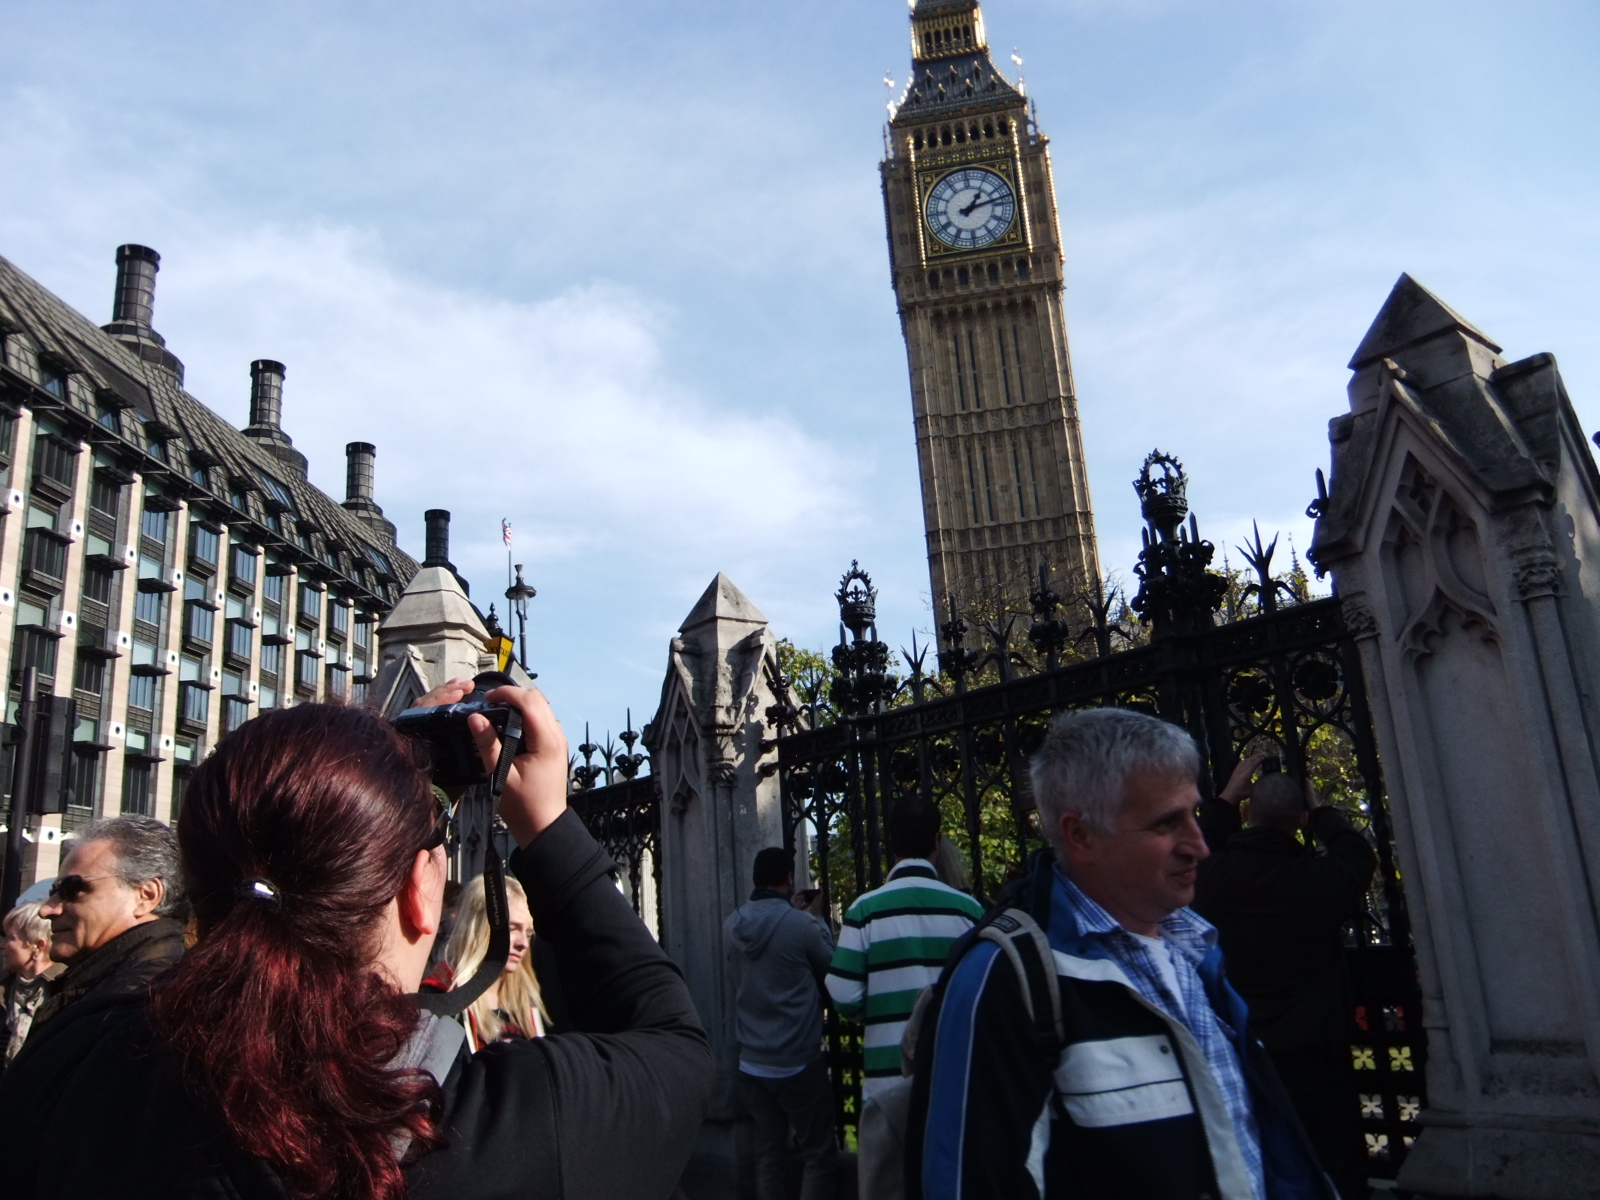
[[959, 191, 994, 217]]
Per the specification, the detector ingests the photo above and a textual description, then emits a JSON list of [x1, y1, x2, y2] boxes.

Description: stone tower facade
[[883, 0, 1099, 608]]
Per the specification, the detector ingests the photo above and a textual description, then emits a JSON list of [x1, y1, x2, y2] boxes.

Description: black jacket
[[1193, 802, 1377, 1053], [0, 810, 713, 1199], [30, 916, 186, 1030]]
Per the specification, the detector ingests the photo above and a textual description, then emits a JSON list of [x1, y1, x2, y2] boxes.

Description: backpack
[[856, 906, 1064, 1200]]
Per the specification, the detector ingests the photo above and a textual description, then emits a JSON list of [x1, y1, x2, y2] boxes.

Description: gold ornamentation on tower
[[883, 0, 1100, 610]]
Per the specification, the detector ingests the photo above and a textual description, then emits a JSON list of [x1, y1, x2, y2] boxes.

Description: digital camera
[[394, 671, 517, 787]]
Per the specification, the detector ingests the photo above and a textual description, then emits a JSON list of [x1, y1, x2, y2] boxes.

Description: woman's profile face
[[503, 897, 532, 976]]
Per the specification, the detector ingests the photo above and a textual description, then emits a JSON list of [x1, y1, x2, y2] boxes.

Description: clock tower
[[883, 0, 1100, 611]]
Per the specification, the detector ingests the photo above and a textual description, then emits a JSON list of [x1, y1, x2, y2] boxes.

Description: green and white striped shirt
[[825, 859, 985, 1097]]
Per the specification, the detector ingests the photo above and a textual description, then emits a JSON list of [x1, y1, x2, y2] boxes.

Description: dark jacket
[[1193, 802, 1377, 1053], [907, 851, 1336, 1200], [30, 916, 186, 1030], [0, 811, 714, 1200]]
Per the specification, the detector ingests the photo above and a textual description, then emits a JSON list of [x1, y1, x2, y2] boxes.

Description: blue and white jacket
[[906, 852, 1336, 1200]]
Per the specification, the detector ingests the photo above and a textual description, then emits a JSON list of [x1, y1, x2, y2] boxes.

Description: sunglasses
[[47, 873, 118, 902], [422, 789, 456, 853]]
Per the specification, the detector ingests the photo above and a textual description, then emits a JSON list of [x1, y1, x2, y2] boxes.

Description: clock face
[[924, 167, 1016, 250]]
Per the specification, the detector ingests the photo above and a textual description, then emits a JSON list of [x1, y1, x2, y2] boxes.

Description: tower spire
[[895, 0, 1021, 124]]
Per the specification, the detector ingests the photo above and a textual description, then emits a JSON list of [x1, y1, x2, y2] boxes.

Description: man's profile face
[[37, 840, 150, 963], [1062, 771, 1208, 932]]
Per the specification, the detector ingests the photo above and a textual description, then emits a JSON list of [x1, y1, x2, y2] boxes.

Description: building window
[[23, 528, 68, 588], [96, 402, 119, 432], [171, 738, 198, 819], [134, 588, 165, 628], [330, 601, 349, 639], [260, 642, 283, 681], [179, 681, 210, 727], [259, 683, 278, 710], [82, 565, 114, 606], [73, 654, 106, 696], [183, 600, 215, 645], [68, 752, 102, 817], [229, 543, 258, 591], [225, 620, 252, 664], [263, 571, 286, 607], [259, 473, 294, 510], [189, 525, 220, 573], [122, 761, 153, 816], [295, 650, 319, 693], [297, 584, 321, 627], [89, 474, 122, 518], [140, 506, 169, 545], [12, 626, 59, 687], [128, 674, 157, 713], [32, 435, 77, 490]]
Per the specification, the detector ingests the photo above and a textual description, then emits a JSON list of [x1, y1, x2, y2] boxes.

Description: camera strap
[[414, 710, 523, 1020]]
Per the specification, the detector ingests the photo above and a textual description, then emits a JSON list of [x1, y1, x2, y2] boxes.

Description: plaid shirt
[[1057, 871, 1265, 1200]]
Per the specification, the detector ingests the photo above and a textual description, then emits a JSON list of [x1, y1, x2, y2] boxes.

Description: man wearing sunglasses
[[28, 816, 185, 1034]]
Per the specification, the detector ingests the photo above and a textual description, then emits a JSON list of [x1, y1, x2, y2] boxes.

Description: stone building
[[882, 0, 1100, 607], [0, 244, 417, 888]]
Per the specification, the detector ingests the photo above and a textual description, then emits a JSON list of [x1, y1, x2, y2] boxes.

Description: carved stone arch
[[1380, 455, 1497, 657]]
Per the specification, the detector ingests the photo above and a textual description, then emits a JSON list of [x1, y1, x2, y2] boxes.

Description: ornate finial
[[1133, 450, 1189, 542], [1026, 561, 1069, 669], [1130, 450, 1225, 637], [830, 561, 892, 715], [836, 561, 878, 639]]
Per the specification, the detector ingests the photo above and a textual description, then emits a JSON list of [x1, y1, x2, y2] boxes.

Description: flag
[[501, 519, 512, 548]]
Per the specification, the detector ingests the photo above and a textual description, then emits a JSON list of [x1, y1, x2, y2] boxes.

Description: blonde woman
[[424, 873, 551, 1049]]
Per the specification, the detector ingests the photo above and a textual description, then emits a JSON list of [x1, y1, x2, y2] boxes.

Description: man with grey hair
[[908, 708, 1334, 1200], [28, 816, 185, 1032], [1195, 755, 1377, 1199]]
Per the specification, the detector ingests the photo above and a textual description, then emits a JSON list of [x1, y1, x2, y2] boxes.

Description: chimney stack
[[111, 244, 160, 329], [421, 509, 469, 595], [423, 510, 454, 570], [242, 360, 308, 474], [342, 443, 398, 543], [248, 360, 286, 430], [101, 244, 184, 383], [346, 442, 377, 507]]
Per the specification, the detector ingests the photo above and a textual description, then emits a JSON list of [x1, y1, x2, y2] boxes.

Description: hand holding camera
[[400, 675, 569, 848]]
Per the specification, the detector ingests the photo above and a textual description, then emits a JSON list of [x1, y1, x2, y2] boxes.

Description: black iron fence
[[567, 715, 660, 929], [766, 452, 1425, 1178]]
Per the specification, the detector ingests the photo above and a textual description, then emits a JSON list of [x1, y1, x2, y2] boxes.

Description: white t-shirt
[[1129, 932, 1187, 1019]]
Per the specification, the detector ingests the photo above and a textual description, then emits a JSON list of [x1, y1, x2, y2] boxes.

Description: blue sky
[[2, 0, 1596, 736]]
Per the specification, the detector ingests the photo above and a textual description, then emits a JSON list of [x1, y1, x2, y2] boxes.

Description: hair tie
[[238, 878, 282, 907]]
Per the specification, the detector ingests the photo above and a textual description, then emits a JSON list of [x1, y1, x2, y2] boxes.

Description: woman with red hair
[[0, 683, 712, 1199]]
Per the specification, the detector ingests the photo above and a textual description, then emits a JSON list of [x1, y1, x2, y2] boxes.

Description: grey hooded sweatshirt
[[723, 890, 835, 1072]]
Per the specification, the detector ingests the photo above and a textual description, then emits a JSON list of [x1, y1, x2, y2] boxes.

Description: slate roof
[[0, 252, 417, 614], [893, 51, 1024, 123]]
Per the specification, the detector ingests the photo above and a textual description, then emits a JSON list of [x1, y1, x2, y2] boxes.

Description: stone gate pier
[[1311, 275, 1600, 1197]]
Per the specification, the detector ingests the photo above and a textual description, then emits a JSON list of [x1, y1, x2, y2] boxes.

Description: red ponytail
[[151, 703, 445, 1200]]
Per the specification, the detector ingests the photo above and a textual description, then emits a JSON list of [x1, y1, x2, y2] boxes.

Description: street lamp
[[505, 563, 537, 673]]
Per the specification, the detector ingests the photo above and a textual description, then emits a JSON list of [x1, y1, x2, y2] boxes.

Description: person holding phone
[[1194, 752, 1379, 1199]]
